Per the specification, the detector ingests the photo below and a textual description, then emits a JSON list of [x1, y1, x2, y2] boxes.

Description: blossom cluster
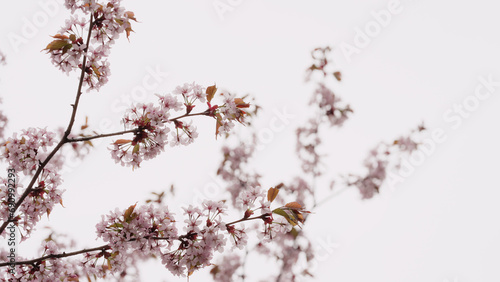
[[296, 118, 323, 176], [282, 177, 313, 207], [44, 0, 136, 91], [267, 231, 315, 282], [111, 83, 250, 168], [347, 124, 426, 199], [296, 47, 351, 177], [236, 186, 269, 213], [310, 83, 352, 127], [217, 138, 261, 208], [1, 251, 79, 282], [2, 128, 57, 175], [210, 254, 242, 282], [305, 46, 341, 81], [0, 128, 69, 238], [94, 204, 177, 277], [110, 102, 172, 168], [18, 165, 64, 237], [161, 200, 228, 277]]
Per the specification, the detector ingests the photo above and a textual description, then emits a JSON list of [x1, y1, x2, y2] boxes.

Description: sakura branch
[[0, 1, 263, 280], [0, 0, 431, 280], [1, 190, 307, 280], [0, 9, 96, 238]]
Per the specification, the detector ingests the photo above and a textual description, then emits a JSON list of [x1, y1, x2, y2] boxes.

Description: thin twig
[[66, 111, 210, 143]]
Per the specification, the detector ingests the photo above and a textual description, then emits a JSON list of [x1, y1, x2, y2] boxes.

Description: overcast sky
[[1, 0, 500, 281]]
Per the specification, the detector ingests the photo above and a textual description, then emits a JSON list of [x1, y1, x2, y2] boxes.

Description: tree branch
[[0, 213, 267, 268], [0, 14, 95, 236], [66, 111, 210, 143]]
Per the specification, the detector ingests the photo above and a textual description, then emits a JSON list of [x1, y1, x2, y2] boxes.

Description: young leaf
[[114, 139, 131, 145], [206, 84, 217, 103], [267, 187, 279, 202], [234, 98, 250, 108], [272, 208, 299, 226], [124, 11, 137, 21], [123, 203, 137, 223], [43, 40, 71, 52], [51, 34, 69, 40], [215, 113, 223, 139], [284, 202, 302, 209], [333, 71, 342, 81], [132, 144, 140, 154]]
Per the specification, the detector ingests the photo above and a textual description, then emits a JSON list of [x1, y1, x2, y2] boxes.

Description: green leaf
[[107, 223, 123, 228], [272, 208, 299, 226], [43, 40, 71, 52], [132, 144, 140, 154]]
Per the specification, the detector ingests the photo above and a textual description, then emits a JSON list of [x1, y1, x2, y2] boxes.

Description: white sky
[[1, 0, 500, 281]]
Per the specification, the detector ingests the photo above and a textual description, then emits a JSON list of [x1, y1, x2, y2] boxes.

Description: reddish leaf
[[125, 26, 134, 40], [234, 98, 250, 108], [43, 39, 71, 52], [124, 11, 137, 21], [113, 139, 131, 145], [51, 34, 69, 40], [333, 71, 342, 81], [267, 187, 280, 202], [123, 203, 137, 222], [206, 84, 217, 103], [215, 113, 223, 139], [285, 202, 302, 209]]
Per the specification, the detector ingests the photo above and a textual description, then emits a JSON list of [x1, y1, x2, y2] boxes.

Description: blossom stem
[[225, 214, 269, 226]]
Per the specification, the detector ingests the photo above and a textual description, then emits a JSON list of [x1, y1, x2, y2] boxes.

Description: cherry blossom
[[217, 138, 261, 208], [0, 4, 434, 278], [0, 50, 6, 66], [45, 0, 136, 91], [347, 125, 426, 199], [94, 204, 177, 277], [110, 103, 170, 168], [210, 254, 242, 282], [2, 128, 57, 175], [110, 84, 251, 168]]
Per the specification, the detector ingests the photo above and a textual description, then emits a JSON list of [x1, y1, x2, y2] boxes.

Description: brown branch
[[66, 128, 138, 143], [0, 236, 175, 267], [0, 213, 269, 268], [225, 214, 268, 226], [66, 111, 210, 143], [0, 244, 110, 267], [0, 14, 95, 236]]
